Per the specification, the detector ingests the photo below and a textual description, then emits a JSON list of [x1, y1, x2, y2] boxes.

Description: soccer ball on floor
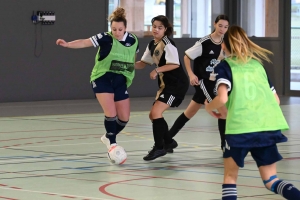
[[107, 145, 127, 165]]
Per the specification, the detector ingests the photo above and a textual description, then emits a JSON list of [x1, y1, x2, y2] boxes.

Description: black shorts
[[91, 72, 129, 101], [223, 143, 283, 168], [155, 92, 183, 107], [192, 79, 216, 104]]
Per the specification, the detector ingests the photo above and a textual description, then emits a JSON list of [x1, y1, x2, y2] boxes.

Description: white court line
[[0, 187, 112, 200], [178, 142, 219, 146], [0, 140, 151, 149], [0, 154, 110, 164], [0, 146, 224, 164]]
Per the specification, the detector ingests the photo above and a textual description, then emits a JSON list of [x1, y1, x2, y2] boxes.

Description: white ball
[[107, 145, 127, 165]]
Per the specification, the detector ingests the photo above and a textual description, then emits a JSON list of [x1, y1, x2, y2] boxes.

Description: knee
[[263, 175, 279, 192], [224, 173, 238, 184], [184, 109, 197, 118]]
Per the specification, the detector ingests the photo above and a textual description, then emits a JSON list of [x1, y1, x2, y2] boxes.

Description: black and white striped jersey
[[141, 36, 189, 98], [185, 34, 223, 80]]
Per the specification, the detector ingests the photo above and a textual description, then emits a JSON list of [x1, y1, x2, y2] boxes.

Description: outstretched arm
[[56, 38, 93, 49], [135, 61, 147, 69]]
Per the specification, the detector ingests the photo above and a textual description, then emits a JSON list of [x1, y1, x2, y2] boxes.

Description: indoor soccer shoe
[[101, 134, 111, 149], [143, 146, 167, 161], [164, 139, 178, 153]]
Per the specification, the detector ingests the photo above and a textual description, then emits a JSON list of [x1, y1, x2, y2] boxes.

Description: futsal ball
[[107, 145, 127, 165]]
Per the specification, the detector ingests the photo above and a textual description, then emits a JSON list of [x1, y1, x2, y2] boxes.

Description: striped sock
[[222, 184, 237, 200], [104, 116, 117, 144], [273, 180, 300, 199], [116, 118, 128, 135]]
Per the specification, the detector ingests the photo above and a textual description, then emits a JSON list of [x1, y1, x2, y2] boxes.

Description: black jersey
[[141, 36, 189, 98], [90, 32, 139, 61], [185, 35, 223, 80]]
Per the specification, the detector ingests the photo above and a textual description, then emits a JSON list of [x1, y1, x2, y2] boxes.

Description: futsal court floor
[[1, 95, 300, 200]]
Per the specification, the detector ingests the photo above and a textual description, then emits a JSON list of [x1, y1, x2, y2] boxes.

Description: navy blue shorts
[[91, 72, 129, 101], [223, 143, 283, 168], [192, 79, 216, 104]]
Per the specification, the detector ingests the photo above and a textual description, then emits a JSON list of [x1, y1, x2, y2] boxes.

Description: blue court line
[[3, 154, 300, 184], [62, 166, 95, 171], [159, 168, 300, 183]]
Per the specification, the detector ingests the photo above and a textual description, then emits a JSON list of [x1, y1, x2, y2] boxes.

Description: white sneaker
[[101, 134, 111, 149]]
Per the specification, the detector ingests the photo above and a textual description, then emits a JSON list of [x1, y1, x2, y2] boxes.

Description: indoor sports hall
[[1, 96, 300, 199], [1, 0, 299, 199]]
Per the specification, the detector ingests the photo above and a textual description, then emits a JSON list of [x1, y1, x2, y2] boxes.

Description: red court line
[[1, 183, 85, 200], [99, 173, 277, 199], [99, 177, 152, 200], [109, 171, 266, 189], [0, 197, 18, 200], [0, 169, 274, 199]]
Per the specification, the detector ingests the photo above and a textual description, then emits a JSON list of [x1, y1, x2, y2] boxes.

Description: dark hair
[[215, 14, 230, 24], [212, 14, 230, 33], [108, 7, 127, 27], [151, 15, 173, 36]]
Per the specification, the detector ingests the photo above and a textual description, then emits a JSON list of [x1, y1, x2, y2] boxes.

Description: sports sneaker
[[164, 139, 178, 153], [143, 146, 167, 161], [101, 134, 111, 150]]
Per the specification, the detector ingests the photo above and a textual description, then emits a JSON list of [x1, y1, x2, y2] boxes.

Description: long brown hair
[[108, 7, 127, 27], [223, 25, 272, 64]]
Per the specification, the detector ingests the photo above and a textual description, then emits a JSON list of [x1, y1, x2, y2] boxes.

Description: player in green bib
[[205, 25, 300, 200], [56, 7, 139, 156]]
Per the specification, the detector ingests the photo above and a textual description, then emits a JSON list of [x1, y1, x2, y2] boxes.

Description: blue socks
[[104, 116, 128, 144], [104, 116, 117, 144], [116, 118, 128, 135], [222, 180, 300, 200], [273, 180, 300, 199], [222, 184, 237, 200]]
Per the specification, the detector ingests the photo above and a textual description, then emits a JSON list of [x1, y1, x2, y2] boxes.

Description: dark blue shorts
[[223, 143, 283, 168], [91, 72, 129, 101]]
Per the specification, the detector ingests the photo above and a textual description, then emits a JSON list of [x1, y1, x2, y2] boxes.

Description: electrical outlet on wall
[[35, 11, 56, 25]]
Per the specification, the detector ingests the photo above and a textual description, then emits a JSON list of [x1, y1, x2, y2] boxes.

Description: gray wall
[[0, 0, 290, 102], [0, 0, 107, 102]]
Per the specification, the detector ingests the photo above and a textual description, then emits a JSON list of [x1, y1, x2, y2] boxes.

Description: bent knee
[[263, 175, 279, 191]]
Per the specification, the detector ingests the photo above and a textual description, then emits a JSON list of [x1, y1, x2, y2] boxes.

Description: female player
[[168, 15, 230, 151], [56, 7, 139, 151], [205, 25, 300, 200], [135, 15, 189, 161]]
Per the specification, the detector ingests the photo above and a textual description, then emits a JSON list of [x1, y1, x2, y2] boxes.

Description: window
[[108, 0, 220, 38], [240, 0, 279, 37], [108, 0, 165, 37], [291, 0, 300, 90], [175, 0, 212, 38]]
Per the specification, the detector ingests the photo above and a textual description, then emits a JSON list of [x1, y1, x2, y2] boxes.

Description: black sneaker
[[164, 139, 178, 153], [143, 146, 167, 161]]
